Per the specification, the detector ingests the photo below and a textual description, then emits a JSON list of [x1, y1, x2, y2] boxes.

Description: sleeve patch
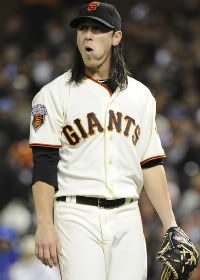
[[31, 104, 48, 131]]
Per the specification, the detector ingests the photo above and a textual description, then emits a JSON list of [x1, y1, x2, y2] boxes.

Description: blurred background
[[0, 0, 199, 279]]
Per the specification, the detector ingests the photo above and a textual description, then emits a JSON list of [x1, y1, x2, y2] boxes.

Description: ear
[[112, 31, 122, 47]]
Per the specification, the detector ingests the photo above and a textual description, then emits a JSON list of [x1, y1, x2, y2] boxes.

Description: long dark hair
[[68, 41, 131, 91]]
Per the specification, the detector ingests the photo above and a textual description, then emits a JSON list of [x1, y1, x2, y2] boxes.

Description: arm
[[32, 181, 61, 267], [30, 86, 63, 267], [143, 165, 177, 233]]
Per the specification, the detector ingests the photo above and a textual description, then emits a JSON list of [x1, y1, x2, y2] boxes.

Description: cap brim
[[70, 16, 115, 29]]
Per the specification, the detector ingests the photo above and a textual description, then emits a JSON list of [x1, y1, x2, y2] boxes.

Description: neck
[[85, 55, 111, 81], [85, 69, 110, 80]]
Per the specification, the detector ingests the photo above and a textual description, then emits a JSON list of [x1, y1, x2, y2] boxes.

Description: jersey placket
[[103, 88, 120, 197]]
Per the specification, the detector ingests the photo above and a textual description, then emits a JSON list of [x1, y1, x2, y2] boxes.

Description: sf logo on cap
[[88, 1, 100, 12]]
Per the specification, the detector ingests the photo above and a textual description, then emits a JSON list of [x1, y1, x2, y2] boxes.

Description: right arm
[[29, 87, 64, 267], [32, 181, 61, 267]]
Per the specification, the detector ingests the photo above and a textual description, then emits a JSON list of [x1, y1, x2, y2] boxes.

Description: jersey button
[[108, 160, 112, 165]]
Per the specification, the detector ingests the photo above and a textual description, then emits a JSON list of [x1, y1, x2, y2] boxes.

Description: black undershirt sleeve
[[32, 146, 59, 191], [141, 158, 164, 169]]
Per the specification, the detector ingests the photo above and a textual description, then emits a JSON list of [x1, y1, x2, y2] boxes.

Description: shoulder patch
[[31, 104, 48, 131]]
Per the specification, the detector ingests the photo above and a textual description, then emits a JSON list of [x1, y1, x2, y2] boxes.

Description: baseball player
[[29, 2, 178, 280]]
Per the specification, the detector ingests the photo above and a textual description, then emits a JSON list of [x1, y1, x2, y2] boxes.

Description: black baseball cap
[[70, 1, 121, 31]]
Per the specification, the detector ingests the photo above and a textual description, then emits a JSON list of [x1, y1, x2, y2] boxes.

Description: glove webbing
[[161, 266, 174, 280]]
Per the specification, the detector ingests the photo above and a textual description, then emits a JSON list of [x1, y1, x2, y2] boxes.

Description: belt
[[56, 196, 133, 209]]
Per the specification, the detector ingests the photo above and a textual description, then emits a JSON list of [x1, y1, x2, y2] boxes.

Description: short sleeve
[[29, 87, 63, 148], [140, 100, 166, 166]]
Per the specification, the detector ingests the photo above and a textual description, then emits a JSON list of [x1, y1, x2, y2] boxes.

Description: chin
[[84, 61, 99, 69]]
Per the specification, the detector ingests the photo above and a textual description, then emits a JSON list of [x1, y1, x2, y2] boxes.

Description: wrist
[[162, 215, 177, 233], [163, 222, 178, 233], [37, 216, 54, 226]]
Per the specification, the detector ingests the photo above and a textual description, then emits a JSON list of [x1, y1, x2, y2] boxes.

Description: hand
[[157, 227, 199, 280], [35, 223, 62, 268]]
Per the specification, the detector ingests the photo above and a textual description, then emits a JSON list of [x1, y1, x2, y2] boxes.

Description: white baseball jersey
[[29, 70, 165, 199]]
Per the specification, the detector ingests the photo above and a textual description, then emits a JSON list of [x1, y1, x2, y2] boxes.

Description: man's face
[[77, 20, 116, 69]]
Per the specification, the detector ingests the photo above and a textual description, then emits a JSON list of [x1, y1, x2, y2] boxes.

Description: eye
[[93, 25, 100, 31], [93, 25, 112, 33], [78, 24, 88, 31]]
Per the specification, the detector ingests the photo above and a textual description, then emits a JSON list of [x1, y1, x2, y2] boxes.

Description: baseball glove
[[156, 226, 199, 280]]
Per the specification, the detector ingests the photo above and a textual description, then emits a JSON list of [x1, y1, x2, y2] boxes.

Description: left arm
[[143, 165, 177, 233]]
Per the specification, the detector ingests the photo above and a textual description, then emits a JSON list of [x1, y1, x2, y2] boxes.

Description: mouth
[[85, 47, 94, 53]]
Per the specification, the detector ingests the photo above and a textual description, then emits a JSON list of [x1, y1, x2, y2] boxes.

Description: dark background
[[0, 0, 200, 279]]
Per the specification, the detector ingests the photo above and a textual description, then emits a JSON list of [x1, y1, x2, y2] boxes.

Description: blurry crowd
[[0, 0, 200, 279]]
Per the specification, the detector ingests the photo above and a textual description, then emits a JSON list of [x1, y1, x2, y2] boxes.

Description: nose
[[85, 27, 93, 40]]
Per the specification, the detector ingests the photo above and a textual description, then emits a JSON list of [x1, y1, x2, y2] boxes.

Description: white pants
[[54, 198, 147, 280]]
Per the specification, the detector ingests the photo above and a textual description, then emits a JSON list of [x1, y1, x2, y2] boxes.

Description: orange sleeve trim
[[140, 155, 166, 165], [29, 143, 62, 148]]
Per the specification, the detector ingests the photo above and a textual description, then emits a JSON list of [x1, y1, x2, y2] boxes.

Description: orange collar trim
[[86, 75, 113, 97]]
